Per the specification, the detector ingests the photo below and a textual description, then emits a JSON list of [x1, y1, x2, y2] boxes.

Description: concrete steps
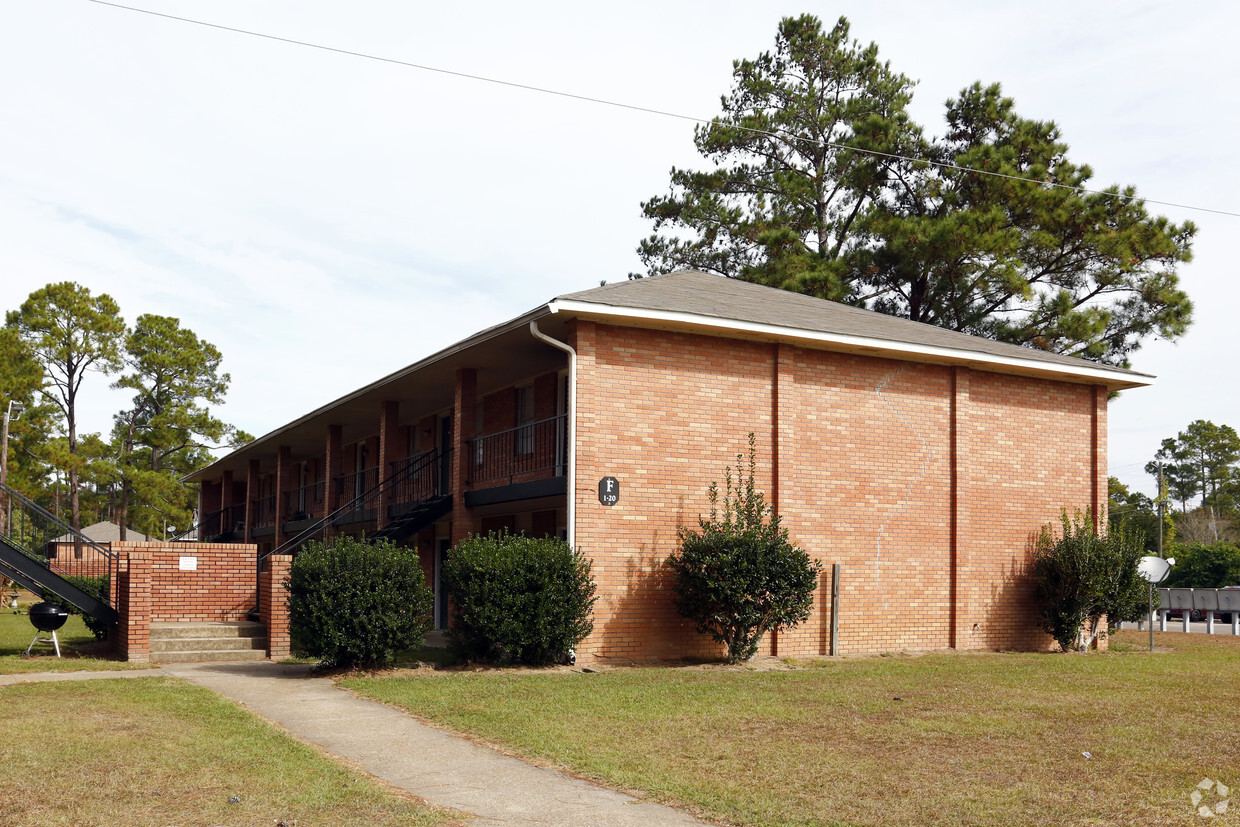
[[150, 621, 267, 663]]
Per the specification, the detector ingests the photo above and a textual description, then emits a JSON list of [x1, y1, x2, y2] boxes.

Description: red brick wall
[[570, 321, 1106, 662], [112, 541, 258, 623], [260, 554, 292, 658]]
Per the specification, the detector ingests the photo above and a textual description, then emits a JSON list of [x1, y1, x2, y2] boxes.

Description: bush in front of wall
[[1032, 510, 1147, 652], [286, 536, 433, 668], [442, 531, 596, 665], [666, 434, 823, 664]]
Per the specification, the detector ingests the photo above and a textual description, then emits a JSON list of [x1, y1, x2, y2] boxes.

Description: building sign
[[178, 556, 198, 572], [598, 476, 619, 506]]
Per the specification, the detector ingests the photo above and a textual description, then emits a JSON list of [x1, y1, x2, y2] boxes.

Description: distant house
[[186, 270, 1150, 660], [49, 521, 148, 578]]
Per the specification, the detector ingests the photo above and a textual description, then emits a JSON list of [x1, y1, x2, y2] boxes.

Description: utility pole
[[1157, 461, 1164, 558]]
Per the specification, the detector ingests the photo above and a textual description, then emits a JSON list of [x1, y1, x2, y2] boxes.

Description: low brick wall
[[113, 541, 259, 662]]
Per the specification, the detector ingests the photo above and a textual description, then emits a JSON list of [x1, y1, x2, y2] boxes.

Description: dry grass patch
[[343, 631, 1240, 826], [0, 676, 457, 826]]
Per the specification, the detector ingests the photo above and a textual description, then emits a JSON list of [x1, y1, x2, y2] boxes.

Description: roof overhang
[[546, 299, 1154, 391]]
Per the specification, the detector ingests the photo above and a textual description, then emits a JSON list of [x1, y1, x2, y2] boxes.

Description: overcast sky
[[3, 0, 1237, 499]]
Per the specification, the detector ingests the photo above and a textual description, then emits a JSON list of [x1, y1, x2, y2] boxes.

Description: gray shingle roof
[[554, 270, 1152, 383]]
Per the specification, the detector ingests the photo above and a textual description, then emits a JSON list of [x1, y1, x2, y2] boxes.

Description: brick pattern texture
[[112, 542, 258, 623], [260, 554, 292, 658], [570, 321, 1106, 662]]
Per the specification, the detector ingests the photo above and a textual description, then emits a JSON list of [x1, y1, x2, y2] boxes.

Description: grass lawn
[[343, 630, 1240, 826], [0, 676, 457, 826], [0, 603, 152, 674]]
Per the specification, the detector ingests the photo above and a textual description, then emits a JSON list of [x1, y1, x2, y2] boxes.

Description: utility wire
[[87, 0, 1240, 219]]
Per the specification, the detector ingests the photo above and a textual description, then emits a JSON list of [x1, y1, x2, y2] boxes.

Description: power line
[[86, 0, 1240, 219]]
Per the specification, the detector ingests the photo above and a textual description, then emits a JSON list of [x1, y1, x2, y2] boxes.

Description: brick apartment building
[[186, 270, 1150, 661]]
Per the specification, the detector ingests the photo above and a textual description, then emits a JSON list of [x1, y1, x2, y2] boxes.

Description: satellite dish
[[1138, 556, 1173, 583]]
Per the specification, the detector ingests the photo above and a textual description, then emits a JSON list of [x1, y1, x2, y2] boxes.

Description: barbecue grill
[[27, 601, 68, 657]]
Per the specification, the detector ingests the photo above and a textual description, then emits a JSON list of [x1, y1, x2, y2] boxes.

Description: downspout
[[529, 320, 576, 549]]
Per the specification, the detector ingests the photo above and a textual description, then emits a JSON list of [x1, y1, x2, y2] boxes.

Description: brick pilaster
[[245, 459, 259, 544], [377, 400, 399, 530], [260, 554, 293, 659], [117, 549, 151, 663], [274, 446, 290, 547], [450, 368, 477, 545]]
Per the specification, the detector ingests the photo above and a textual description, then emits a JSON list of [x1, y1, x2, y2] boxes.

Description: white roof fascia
[[546, 299, 1153, 389]]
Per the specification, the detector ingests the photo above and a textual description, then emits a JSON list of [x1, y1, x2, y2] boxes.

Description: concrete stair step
[[153, 649, 268, 663], [150, 621, 265, 640], [151, 636, 266, 653]]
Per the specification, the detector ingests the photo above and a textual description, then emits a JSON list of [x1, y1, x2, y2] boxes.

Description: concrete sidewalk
[[158, 660, 709, 826]]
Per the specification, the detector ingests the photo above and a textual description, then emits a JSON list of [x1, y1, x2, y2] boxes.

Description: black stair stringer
[[0, 537, 119, 626]]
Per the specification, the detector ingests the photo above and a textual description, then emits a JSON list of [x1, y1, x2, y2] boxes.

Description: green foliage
[[1031, 510, 1147, 651], [41, 574, 111, 640], [1162, 542, 1240, 588], [442, 531, 596, 665], [286, 536, 433, 668], [666, 435, 822, 664], [1146, 420, 1239, 522], [6, 282, 125, 531], [636, 15, 916, 301], [111, 314, 252, 539], [635, 15, 1194, 367]]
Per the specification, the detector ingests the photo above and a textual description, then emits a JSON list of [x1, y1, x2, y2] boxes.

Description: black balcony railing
[[466, 413, 566, 487], [282, 480, 326, 521], [388, 448, 451, 513], [251, 492, 277, 528], [193, 503, 247, 540], [333, 466, 379, 510]]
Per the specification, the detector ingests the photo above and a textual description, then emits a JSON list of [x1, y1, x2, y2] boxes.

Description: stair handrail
[[257, 446, 448, 569], [0, 481, 116, 566]]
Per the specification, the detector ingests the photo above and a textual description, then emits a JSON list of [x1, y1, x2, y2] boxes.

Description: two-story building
[[186, 270, 1150, 660]]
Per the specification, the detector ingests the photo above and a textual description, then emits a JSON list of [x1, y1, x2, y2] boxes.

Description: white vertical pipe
[[529, 321, 576, 548]]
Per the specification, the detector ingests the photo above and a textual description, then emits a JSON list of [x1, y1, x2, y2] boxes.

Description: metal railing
[[333, 466, 379, 512], [251, 492, 277, 528], [282, 480, 325, 521], [258, 448, 449, 571], [192, 503, 247, 540], [388, 448, 451, 513], [0, 481, 118, 619], [466, 413, 566, 487]]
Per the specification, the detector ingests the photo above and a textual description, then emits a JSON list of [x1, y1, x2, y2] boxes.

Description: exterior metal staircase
[[0, 482, 119, 627], [258, 447, 452, 570]]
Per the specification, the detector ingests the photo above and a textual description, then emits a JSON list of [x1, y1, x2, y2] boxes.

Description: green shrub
[[286, 536, 433, 668], [443, 531, 596, 665], [1032, 510, 1147, 651], [41, 574, 110, 640], [666, 435, 822, 664], [1163, 542, 1240, 588]]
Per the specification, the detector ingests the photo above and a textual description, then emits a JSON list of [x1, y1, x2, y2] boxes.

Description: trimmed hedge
[[286, 536, 433, 668], [442, 531, 596, 665]]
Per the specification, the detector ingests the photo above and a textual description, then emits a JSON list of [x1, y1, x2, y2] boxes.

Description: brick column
[[450, 368, 477, 545], [950, 367, 971, 649], [274, 446, 290, 546], [260, 554, 293, 659], [245, 459, 260, 544], [324, 425, 342, 517], [116, 549, 151, 663], [377, 400, 399, 530], [1091, 384, 1107, 531]]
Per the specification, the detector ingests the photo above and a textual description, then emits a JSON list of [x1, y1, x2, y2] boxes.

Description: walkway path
[[157, 660, 708, 826]]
